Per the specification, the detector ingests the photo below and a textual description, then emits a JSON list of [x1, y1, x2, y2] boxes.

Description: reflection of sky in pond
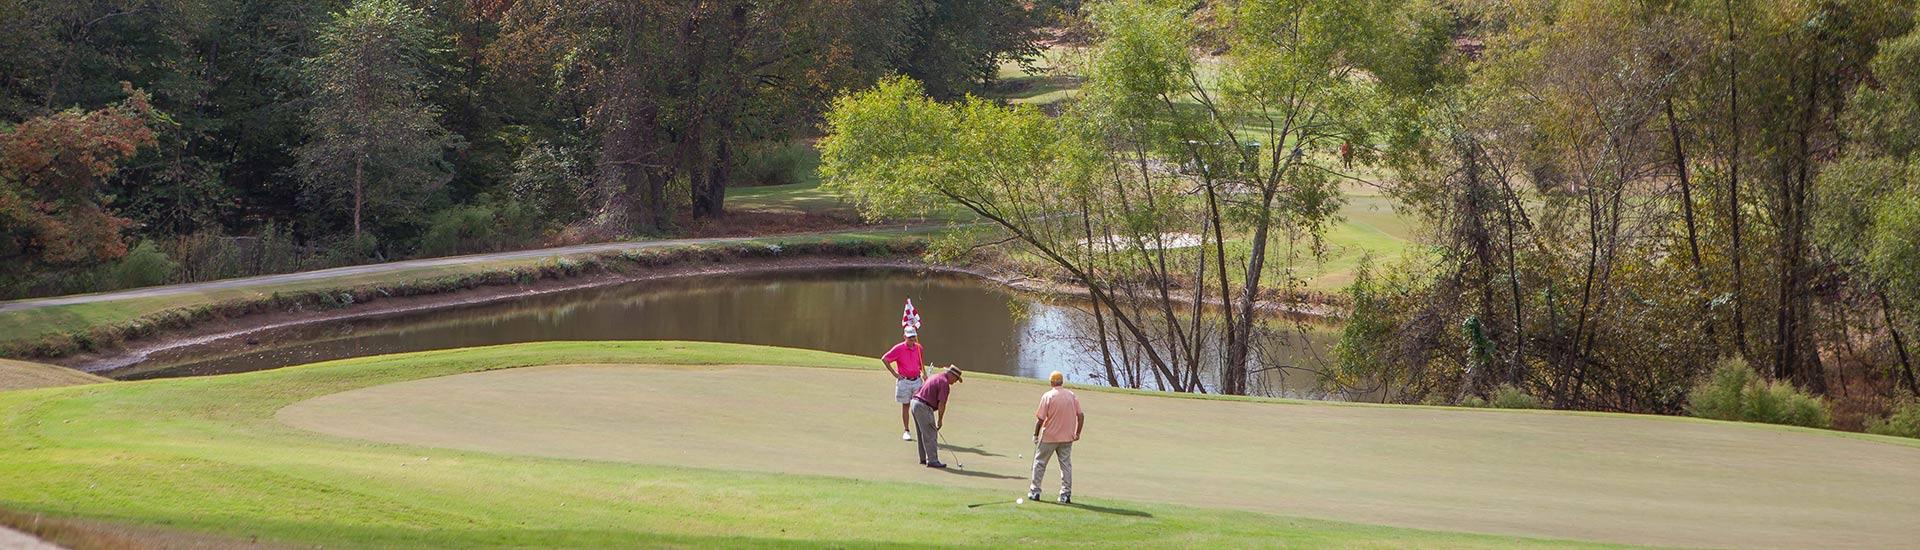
[[118, 269, 1344, 399]]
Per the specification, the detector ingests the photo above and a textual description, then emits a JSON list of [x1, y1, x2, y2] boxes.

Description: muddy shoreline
[[61, 256, 945, 375]]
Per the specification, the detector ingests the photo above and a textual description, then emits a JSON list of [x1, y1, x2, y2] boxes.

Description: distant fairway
[[4, 342, 1918, 548], [283, 361, 1920, 549]]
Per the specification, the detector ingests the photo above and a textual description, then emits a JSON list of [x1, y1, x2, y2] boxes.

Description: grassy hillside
[[0, 359, 106, 391]]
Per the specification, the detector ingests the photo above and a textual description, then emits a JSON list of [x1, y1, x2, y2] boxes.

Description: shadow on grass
[[934, 467, 1022, 480], [1052, 501, 1154, 518], [937, 443, 1005, 458], [961, 499, 1154, 518]]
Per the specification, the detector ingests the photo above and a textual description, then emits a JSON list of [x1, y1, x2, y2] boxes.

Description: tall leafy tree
[[0, 86, 157, 279], [826, 0, 1442, 395], [489, 0, 906, 232], [896, 0, 1046, 99], [1816, 23, 1920, 394], [296, 0, 459, 245]]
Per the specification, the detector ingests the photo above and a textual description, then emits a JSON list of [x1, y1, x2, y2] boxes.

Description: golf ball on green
[[1016, 498, 1024, 504]]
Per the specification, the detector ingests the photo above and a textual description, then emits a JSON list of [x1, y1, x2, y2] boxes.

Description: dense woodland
[[821, 0, 1920, 431], [0, 0, 1051, 297]]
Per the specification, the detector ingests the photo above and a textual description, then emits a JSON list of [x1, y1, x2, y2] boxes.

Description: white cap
[[904, 326, 918, 338]]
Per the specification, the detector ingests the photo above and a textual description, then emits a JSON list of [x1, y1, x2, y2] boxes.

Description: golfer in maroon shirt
[[909, 366, 963, 467]]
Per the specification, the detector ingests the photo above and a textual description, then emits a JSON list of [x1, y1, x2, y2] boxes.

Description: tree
[[825, 0, 1441, 395], [1356, 0, 1916, 411], [0, 85, 157, 279], [296, 0, 458, 245], [1816, 23, 1920, 394], [895, 0, 1046, 99], [488, 0, 906, 233]]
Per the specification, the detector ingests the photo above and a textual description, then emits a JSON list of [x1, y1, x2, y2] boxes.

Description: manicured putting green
[[1, 342, 1599, 548], [281, 361, 1920, 549]]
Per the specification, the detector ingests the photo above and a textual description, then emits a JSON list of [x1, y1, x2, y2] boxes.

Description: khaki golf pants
[[1029, 441, 1072, 498], [911, 399, 939, 464]]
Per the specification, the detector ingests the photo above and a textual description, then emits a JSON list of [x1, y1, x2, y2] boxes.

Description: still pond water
[[114, 269, 1343, 398]]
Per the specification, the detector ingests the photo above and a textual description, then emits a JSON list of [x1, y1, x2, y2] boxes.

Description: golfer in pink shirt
[[1028, 370, 1084, 503], [881, 327, 926, 441]]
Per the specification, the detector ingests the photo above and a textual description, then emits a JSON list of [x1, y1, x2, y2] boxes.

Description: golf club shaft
[[939, 430, 959, 466]]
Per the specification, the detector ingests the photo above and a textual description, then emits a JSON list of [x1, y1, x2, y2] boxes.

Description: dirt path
[[0, 226, 933, 313], [280, 363, 1920, 549]]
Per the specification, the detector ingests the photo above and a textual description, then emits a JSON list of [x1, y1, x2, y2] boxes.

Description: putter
[[939, 431, 963, 468]]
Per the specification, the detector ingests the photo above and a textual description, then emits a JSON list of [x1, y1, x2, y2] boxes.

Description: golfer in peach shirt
[[1027, 370, 1083, 504]]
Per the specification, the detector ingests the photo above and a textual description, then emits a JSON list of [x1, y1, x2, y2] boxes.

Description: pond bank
[[0, 231, 928, 361]]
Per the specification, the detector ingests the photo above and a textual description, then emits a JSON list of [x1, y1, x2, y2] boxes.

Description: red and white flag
[[901, 298, 922, 330]]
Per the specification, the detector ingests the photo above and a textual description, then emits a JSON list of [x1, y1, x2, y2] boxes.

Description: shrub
[[507, 141, 589, 224], [1867, 400, 1920, 439], [735, 141, 819, 187], [1688, 358, 1832, 429], [108, 240, 179, 289], [419, 203, 504, 257], [321, 234, 382, 265], [1450, 385, 1539, 409], [1487, 385, 1540, 409]]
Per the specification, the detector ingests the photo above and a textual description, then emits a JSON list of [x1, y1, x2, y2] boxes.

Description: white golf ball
[[1016, 498, 1024, 504]]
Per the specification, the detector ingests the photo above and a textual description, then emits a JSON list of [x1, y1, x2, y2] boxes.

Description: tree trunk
[[1772, 53, 1825, 393], [1725, 0, 1750, 359], [1203, 175, 1235, 388], [1079, 197, 1120, 387], [1881, 292, 1920, 396], [695, 136, 731, 219], [1227, 188, 1277, 396], [352, 154, 364, 242], [691, 2, 748, 220], [1665, 97, 1715, 357]]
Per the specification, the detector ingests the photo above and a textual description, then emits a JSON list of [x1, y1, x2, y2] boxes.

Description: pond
[[110, 268, 1346, 398]]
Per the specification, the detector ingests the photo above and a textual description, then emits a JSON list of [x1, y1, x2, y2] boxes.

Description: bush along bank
[[1, 234, 926, 360]]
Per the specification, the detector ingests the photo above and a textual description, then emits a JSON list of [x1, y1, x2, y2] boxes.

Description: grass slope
[[0, 359, 106, 392], [0, 231, 924, 358], [0, 341, 1603, 548]]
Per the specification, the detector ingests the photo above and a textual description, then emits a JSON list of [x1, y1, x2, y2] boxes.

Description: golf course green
[[3, 342, 1917, 548]]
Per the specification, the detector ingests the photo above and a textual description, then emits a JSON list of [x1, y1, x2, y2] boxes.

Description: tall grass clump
[[1688, 358, 1832, 429], [1867, 400, 1920, 439]]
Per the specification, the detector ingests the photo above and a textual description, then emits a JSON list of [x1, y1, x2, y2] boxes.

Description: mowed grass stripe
[[0, 341, 1603, 548]]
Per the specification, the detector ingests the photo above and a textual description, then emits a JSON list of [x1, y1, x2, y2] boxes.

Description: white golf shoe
[[902, 431, 913, 441]]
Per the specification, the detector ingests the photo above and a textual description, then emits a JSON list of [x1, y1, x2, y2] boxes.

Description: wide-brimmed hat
[[946, 366, 963, 382]]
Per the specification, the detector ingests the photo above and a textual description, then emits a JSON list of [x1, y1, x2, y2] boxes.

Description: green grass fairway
[[5, 342, 1917, 548], [0, 359, 106, 391], [727, 181, 855, 217], [0, 342, 1584, 549]]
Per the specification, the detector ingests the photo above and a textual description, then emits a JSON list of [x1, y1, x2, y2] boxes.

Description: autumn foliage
[[0, 84, 156, 272]]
